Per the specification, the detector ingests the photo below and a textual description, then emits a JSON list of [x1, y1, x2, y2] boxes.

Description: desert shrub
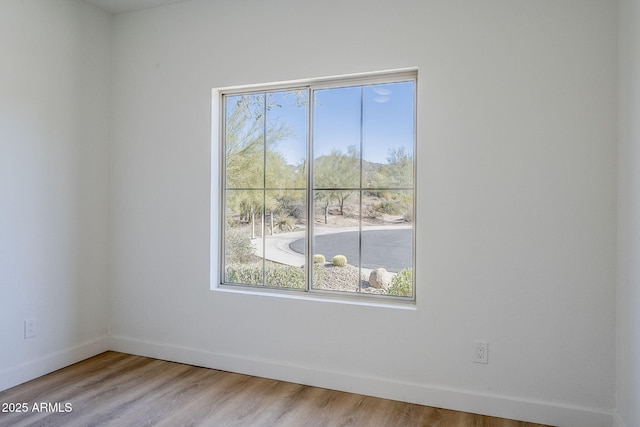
[[225, 262, 261, 285], [313, 254, 326, 264], [311, 264, 326, 288], [364, 206, 380, 219], [225, 215, 241, 228], [386, 268, 413, 297], [275, 194, 305, 220], [275, 215, 296, 232], [225, 263, 307, 289], [332, 255, 347, 267], [225, 229, 255, 264], [226, 263, 329, 289], [374, 200, 401, 215], [265, 265, 305, 288]]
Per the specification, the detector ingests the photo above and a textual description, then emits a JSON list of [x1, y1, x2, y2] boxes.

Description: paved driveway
[[289, 228, 412, 272]]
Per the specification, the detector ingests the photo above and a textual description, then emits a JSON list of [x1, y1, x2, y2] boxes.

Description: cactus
[[332, 255, 347, 267], [313, 254, 326, 264]]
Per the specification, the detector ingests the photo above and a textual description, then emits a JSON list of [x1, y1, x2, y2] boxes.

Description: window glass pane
[[361, 190, 414, 297], [265, 90, 308, 189], [312, 190, 362, 293], [225, 94, 265, 189], [362, 81, 414, 189], [263, 189, 307, 289], [360, 81, 415, 297], [224, 189, 263, 286], [313, 86, 361, 189]]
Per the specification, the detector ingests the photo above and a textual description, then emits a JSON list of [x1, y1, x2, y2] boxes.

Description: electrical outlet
[[473, 341, 488, 364], [24, 319, 36, 339]]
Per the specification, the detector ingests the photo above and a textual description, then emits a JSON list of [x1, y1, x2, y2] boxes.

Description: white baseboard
[[0, 336, 110, 392], [110, 335, 613, 427]]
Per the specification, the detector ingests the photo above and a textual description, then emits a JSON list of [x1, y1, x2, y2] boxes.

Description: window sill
[[211, 284, 417, 310]]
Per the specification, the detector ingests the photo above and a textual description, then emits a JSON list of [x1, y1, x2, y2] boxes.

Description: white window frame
[[215, 69, 417, 304]]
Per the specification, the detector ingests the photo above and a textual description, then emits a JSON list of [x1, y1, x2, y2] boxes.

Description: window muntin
[[221, 73, 415, 300]]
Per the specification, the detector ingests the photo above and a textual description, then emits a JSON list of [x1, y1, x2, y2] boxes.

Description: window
[[220, 71, 416, 300]]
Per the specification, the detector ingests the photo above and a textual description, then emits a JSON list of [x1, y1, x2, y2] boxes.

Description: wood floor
[[0, 352, 550, 427]]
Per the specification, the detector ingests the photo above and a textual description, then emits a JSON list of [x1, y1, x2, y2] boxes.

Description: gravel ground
[[313, 264, 387, 294]]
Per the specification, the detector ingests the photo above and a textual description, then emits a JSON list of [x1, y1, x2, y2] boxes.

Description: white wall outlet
[[24, 319, 36, 339], [473, 341, 488, 364]]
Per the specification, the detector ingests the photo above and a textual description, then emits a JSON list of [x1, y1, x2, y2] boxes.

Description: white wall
[[0, 0, 111, 389], [617, 0, 640, 426], [108, 1, 618, 425]]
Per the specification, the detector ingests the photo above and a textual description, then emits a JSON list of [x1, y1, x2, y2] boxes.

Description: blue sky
[[315, 81, 415, 164], [226, 81, 415, 166]]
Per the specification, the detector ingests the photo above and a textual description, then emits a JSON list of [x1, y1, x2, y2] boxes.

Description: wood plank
[[0, 352, 552, 427]]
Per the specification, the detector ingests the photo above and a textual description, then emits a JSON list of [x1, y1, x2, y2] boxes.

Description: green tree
[[374, 147, 414, 222], [225, 93, 300, 237], [314, 191, 331, 224], [381, 146, 413, 188], [314, 145, 360, 216]]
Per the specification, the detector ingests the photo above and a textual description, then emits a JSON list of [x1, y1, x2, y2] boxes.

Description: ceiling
[[83, 0, 192, 14]]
